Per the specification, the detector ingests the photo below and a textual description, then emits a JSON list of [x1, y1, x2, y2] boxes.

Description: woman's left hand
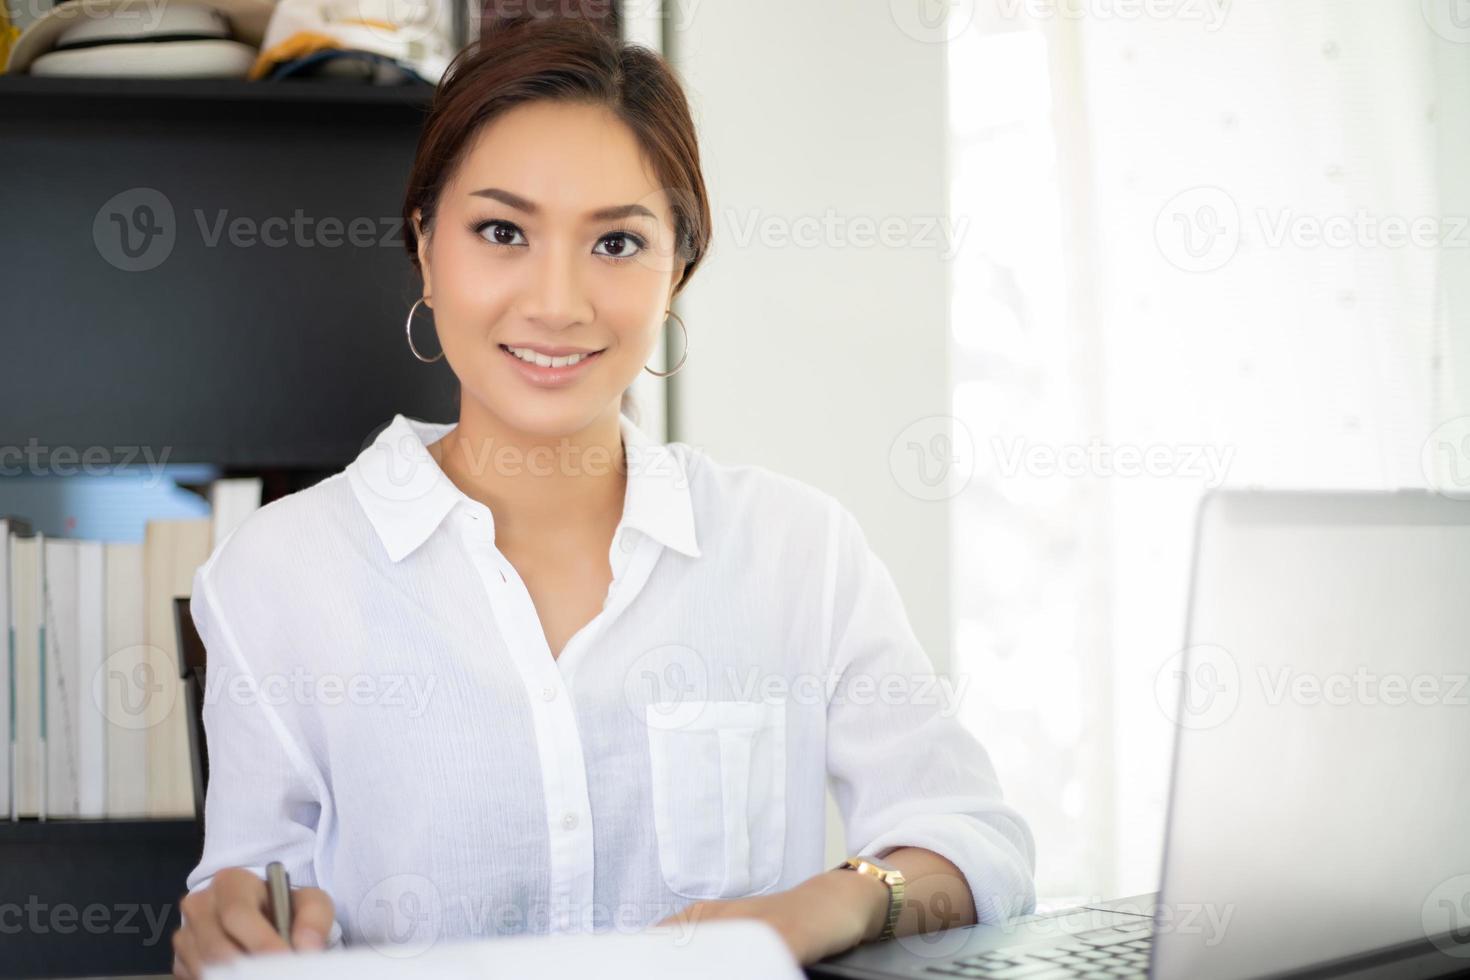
[[654, 868, 889, 966]]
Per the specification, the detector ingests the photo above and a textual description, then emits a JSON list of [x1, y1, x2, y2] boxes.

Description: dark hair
[[401, 8, 712, 422]]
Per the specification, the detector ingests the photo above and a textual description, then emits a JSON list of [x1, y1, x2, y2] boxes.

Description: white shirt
[[183, 412, 1035, 951]]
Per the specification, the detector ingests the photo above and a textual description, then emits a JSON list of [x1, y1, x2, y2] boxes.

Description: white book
[[144, 519, 212, 817], [10, 534, 40, 818], [104, 542, 149, 818], [208, 478, 263, 552], [201, 920, 801, 980], [0, 520, 11, 821], [36, 532, 47, 819], [76, 541, 108, 818], [43, 538, 80, 818]]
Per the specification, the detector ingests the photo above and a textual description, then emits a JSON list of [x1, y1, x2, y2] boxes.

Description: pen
[[265, 861, 293, 946]]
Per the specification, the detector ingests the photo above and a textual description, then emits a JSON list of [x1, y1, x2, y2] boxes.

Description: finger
[[654, 907, 694, 927], [219, 897, 291, 955], [192, 871, 270, 962], [172, 924, 199, 979], [675, 901, 717, 923], [212, 866, 267, 903], [289, 887, 335, 950], [214, 870, 291, 954], [184, 894, 249, 966], [656, 904, 711, 948]]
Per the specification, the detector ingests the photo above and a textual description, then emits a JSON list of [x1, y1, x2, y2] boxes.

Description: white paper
[[202, 920, 802, 980]]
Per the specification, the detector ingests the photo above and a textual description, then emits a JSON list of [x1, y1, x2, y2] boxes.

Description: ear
[[412, 207, 433, 303]]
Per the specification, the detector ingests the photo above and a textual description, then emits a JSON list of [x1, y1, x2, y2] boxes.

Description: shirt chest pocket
[[644, 700, 787, 900]]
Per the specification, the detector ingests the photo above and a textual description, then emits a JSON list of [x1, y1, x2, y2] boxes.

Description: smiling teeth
[[506, 346, 594, 368]]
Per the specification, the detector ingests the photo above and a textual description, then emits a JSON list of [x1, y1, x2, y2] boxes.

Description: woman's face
[[413, 100, 684, 439]]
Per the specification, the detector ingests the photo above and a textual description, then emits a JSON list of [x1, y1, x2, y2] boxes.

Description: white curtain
[[949, 0, 1464, 904]]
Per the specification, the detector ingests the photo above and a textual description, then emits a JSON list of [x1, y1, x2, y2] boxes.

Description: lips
[[498, 343, 605, 388], [500, 343, 603, 367]]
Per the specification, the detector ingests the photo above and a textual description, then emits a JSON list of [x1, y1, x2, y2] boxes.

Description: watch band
[[837, 856, 906, 942]]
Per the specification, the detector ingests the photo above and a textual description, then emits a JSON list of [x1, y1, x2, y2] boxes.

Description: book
[[209, 478, 263, 552], [143, 518, 212, 817], [43, 538, 80, 818], [10, 533, 40, 818], [104, 541, 149, 818], [0, 479, 258, 818], [202, 920, 802, 980], [76, 540, 108, 818], [0, 520, 11, 820]]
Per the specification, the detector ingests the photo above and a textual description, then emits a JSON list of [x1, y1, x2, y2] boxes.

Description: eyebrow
[[469, 187, 657, 223]]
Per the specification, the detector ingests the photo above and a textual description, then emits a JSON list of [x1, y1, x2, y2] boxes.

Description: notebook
[[201, 920, 803, 980]]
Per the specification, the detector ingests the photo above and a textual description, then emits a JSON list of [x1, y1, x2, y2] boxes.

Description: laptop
[[811, 490, 1470, 980]]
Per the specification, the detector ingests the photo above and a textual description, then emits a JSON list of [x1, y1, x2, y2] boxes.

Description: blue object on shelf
[[0, 465, 218, 541]]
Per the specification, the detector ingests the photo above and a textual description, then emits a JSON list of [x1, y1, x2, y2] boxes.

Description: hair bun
[[479, 0, 622, 43]]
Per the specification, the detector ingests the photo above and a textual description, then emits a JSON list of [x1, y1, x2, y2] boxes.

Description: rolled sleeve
[[822, 500, 1036, 923], [183, 557, 344, 949]]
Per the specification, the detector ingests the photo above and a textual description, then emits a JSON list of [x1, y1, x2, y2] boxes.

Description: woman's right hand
[[172, 866, 335, 979]]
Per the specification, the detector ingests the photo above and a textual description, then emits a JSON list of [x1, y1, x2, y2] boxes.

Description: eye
[[593, 232, 647, 260], [474, 220, 526, 248]]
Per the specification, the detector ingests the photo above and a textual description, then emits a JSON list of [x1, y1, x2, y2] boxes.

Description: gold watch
[[837, 855, 906, 942]]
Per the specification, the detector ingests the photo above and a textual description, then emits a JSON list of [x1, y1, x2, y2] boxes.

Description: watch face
[[857, 858, 897, 879]]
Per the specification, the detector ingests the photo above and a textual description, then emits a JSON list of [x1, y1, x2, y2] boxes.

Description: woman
[[171, 14, 1034, 978]]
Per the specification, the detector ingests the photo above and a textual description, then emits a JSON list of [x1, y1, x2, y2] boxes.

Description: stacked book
[[1, 478, 262, 820]]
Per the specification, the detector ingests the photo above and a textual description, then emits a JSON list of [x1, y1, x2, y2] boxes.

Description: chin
[[477, 392, 617, 440]]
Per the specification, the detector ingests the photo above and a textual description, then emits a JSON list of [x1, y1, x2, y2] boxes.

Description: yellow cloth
[[247, 20, 400, 80], [0, 7, 20, 74], [247, 30, 344, 80]]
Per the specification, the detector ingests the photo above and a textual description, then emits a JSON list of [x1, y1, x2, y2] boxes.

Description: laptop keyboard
[[922, 920, 1154, 979]]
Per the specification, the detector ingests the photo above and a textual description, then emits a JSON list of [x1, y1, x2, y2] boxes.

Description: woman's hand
[[655, 867, 890, 965], [654, 847, 978, 966], [172, 867, 335, 979]]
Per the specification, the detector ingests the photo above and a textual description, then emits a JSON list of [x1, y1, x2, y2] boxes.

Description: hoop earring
[[644, 310, 688, 377], [405, 297, 444, 363]]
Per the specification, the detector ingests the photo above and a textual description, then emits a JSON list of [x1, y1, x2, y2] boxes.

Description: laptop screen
[[1153, 491, 1470, 980]]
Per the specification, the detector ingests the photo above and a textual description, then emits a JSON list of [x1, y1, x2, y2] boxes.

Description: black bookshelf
[[0, 817, 203, 979], [0, 73, 435, 111], [0, 74, 455, 977], [0, 75, 457, 472]]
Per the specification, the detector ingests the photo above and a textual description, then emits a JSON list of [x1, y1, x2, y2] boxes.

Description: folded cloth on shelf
[[0, 3, 18, 70], [263, 46, 422, 84], [27, 38, 257, 76], [5, 0, 276, 76], [247, 0, 454, 85]]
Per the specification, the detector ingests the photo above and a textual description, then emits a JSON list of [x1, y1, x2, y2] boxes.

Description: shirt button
[[541, 686, 556, 702], [561, 812, 579, 831], [619, 530, 637, 553]]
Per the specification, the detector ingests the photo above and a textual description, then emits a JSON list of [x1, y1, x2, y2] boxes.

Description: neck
[[429, 401, 628, 540]]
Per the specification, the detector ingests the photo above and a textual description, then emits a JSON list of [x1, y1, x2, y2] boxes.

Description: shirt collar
[[346, 412, 701, 563]]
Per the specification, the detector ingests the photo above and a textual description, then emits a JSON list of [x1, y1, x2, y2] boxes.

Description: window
[[948, 2, 1455, 904]]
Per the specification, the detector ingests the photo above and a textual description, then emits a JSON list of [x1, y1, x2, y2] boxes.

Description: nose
[[518, 239, 594, 331]]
